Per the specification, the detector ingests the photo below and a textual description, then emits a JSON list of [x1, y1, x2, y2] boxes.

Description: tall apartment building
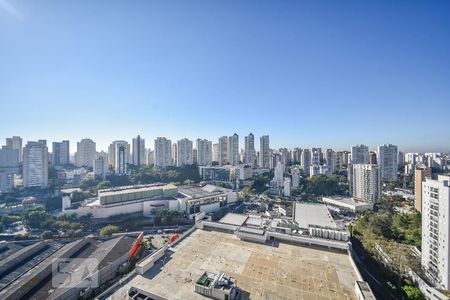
[[244, 133, 255, 166], [212, 143, 219, 164], [132, 135, 145, 167], [52, 140, 70, 166], [196, 139, 212, 166], [228, 133, 239, 166], [93, 156, 107, 180], [311, 148, 322, 166], [108, 140, 130, 170], [301, 149, 311, 175], [335, 151, 344, 170], [154, 137, 172, 168], [377, 144, 398, 181], [369, 151, 377, 165], [292, 148, 302, 164], [23, 141, 48, 188], [414, 164, 432, 213], [75, 138, 96, 168], [259, 135, 270, 169], [147, 149, 155, 166], [5, 136, 23, 162], [422, 175, 450, 290], [0, 146, 19, 168], [351, 144, 369, 164], [324, 149, 335, 174], [218, 136, 228, 166], [177, 138, 193, 166], [349, 164, 381, 204], [115, 142, 130, 175]]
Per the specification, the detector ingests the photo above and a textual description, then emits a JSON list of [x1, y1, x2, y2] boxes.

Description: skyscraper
[[259, 135, 270, 168], [324, 149, 335, 174], [422, 175, 450, 290], [351, 144, 369, 164], [52, 140, 70, 166], [132, 135, 145, 167], [244, 133, 255, 166], [5, 136, 22, 163], [228, 133, 239, 166], [196, 139, 212, 166], [177, 138, 193, 166], [377, 144, 398, 181], [23, 141, 48, 188], [115, 142, 130, 175], [212, 143, 219, 164], [75, 138, 96, 168], [108, 140, 130, 170], [301, 149, 311, 175], [311, 148, 322, 166], [0, 146, 19, 168], [218, 136, 228, 166], [414, 164, 431, 213], [349, 164, 381, 204], [154, 137, 172, 168]]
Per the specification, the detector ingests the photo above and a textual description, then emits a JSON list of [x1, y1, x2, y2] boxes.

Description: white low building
[[322, 196, 373, 212], [62, 183, 237, 220]]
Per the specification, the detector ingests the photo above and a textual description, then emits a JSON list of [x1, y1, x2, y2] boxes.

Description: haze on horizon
[[1, 0, 449, 153]]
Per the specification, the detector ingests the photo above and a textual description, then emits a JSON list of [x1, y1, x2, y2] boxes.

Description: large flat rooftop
[[110, 229, 358, 299], [294, 203, 337, 229], [178, 184, 231, 199]]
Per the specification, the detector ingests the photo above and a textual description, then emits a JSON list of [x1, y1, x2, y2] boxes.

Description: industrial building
[[62, 183, 237, 220], [0, 232, 143, 300]]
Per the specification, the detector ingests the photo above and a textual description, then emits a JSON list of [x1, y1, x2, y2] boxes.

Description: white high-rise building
[[0, 146, 19, 168], [301, 149, 311, 175], [311, 148, 322, 165], [147, 149, 155, 166], [115, 141, 130, 174], [283, 177, 291, 197], [291, 167, 300, 189], [349, 164, 381, 204], [6, 136, 22, 162], [244, 133, 256, 166], [108, 140, 130, 170], [212, 143, 219, 163], [259, 135, 270, 169], [154, 137, 172, 168], [218, 136, 228, 166], [75, 138, 96, 168], [93, 156, 107, 180], [422, 175, 450, 290], [132, 135, 145, 167], [351, 144, 369, 164], [324, 149, 335, 174], [377, 144, 398, 181], [228, 133, 239, 166], [274, 162, 284, 187], [309, 164, 320, 178], [177, 138, 193, 166], [196, 139, 212, 166], [23, 141, 48, 188]]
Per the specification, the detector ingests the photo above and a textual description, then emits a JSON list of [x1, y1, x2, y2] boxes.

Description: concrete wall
[[136, 246, 168, 275]]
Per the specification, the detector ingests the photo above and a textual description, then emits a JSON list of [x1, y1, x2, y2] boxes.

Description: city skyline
[[1, 1, 450, 152], [0, 133, 449, 154]]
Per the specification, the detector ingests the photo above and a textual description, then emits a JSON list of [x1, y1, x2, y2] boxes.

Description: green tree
[[402, 285, 425, 300], [99, 224, 119, 236]]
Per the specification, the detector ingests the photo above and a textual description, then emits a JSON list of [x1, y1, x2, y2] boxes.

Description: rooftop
[[219, 213, 248, 226], [110, 229, 358, 299], [293, 203, 337, 229], [179, 184, 231, 199]]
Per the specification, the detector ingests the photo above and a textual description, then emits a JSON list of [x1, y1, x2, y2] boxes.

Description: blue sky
[[1, 0, 449, 153]]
